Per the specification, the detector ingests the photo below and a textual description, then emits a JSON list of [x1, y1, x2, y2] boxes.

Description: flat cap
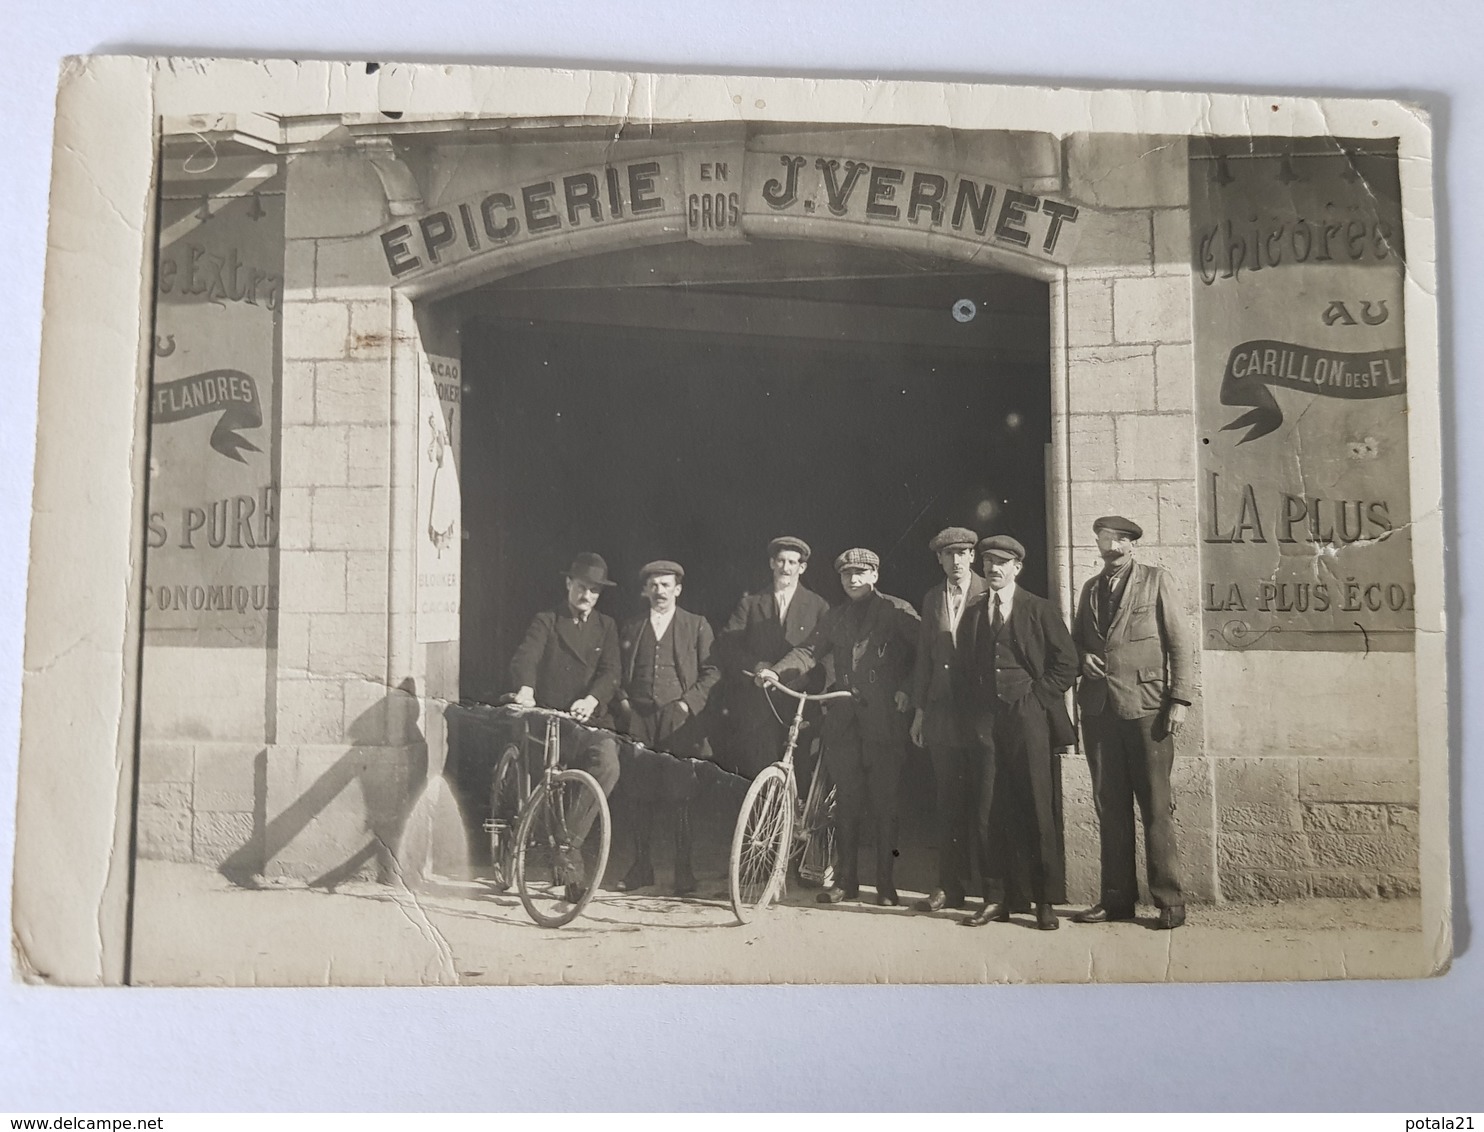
[[976, 534, 1026, 562], [1092, 514, 1144, 540], [638, 559, 685, 582], [929, 526, 979, 554], [833, 547, 880, 572], [767, 536, 812, 561]]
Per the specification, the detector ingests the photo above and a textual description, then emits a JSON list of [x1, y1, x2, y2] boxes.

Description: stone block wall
[[1055, 135, 1215, 903]]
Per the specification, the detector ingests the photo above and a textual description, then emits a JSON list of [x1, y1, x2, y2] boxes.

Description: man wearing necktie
[[1071, 515, 1194, 930], [961, 535, 1079, 931], [718, 537, 831, 779], [909, 526, 987, 913]]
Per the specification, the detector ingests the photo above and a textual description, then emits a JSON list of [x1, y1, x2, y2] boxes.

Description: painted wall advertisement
[[1190, 139, 1412, 652], [144, 140, 284, 646], [417, 351, 462, 643]]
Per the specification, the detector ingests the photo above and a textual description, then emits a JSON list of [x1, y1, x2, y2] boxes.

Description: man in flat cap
[[508, 552, 624, 900], [962, 535, 1079, 931], [615, 561, 720, 895], [756, 548, 920, 906], [720, 536, 831, 778], [909, 527, 987, 914], [1071, 516, 1194, 930]]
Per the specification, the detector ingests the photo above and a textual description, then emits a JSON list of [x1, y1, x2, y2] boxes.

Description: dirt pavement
[[128, 860, 1433, 987]]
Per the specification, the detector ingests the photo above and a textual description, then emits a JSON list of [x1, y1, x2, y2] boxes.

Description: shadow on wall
[[218, 678, 427, 889]]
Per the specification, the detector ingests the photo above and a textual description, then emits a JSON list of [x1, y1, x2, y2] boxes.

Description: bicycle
[[482, 702, 613, 928], [728, 673, 853, 924]]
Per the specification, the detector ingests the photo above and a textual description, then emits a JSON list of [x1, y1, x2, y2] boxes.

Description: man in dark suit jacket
[[962, 535, 1079, 931], [1071, 515, 1194, 930], [508, 552, 624, 898], [757, 548, 920, 907], [909, 526, 988, 914], [720, 536, 831, 778], [614, 560, 720, 895]]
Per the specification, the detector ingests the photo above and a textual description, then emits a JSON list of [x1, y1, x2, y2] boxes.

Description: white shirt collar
[[649, 605, 678, 638]]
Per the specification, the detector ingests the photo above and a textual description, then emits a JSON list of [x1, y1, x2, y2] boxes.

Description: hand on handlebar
[[753, 668, 781, 687], [513, 686, 536, 708], [569, 695, 598, 724]]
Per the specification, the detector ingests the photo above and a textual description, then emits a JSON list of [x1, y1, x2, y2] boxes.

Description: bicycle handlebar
[[746, 670, 855, 704], [494, 699, 585, 722]]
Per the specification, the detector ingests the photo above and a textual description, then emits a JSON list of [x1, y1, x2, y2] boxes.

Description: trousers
[[824, 720, 907, 893], [926, 742, 973, 899], [1082, 711, 1183, 909], [973, 696, 1064, 905]]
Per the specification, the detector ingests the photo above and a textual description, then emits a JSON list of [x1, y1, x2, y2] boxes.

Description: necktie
[[991, 592, 1004, 635]]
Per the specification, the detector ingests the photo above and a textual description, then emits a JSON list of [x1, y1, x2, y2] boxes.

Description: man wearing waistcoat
[[1071, 516, 1194, 930], [615, 560, 720, 896], [756, 547, 920, 907], [508, 552, 624, 901], [909, 526, 987, 914], [962, 535, 1079, 931], [720, 536, 831, 778]]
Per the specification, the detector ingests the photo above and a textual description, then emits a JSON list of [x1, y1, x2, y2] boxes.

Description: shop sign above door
[[374, 143, 1083, 286]]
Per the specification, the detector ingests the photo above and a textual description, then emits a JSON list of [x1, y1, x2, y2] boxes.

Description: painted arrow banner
[[1219, 340, 1407, 443], [151, 369, 263, 462]]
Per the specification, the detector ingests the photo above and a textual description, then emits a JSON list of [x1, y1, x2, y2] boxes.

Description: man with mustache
[[508, 551, 624, 902], [615, 560, 720, 896], [962, 535, 1078, 931], [1070, 516, 1194, 930], [720, 536, 831, 779]]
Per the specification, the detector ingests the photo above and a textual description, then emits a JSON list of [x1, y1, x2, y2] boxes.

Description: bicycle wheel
[[514, 768, 611, 928], [796, 765, 837, 889], [485, 743, 524, 892], [729, 764, 795, 924]]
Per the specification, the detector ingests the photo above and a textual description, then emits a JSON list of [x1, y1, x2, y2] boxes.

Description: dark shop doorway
[[452, 240, 1052, 889]]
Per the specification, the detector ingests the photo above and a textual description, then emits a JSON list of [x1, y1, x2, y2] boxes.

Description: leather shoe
[[1156, 905, 1186, 930], [1072, 903, 1136, 924], [563, 884, 587, 905], [816, 885, 859, 904], [962, 901, 1011, 927], [914, 889, 949, 913], [1035, 903, 1059, 931], [876, 889, 900, 907]]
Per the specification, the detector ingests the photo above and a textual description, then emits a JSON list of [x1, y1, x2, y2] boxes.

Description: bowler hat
[[767, 536, 812, 561], [563, 552, 617, 588], [1093, 514, 1144, 540], [929, 526, 978, 554], [976, 534, 1026, 562], [834, 547, 880, 572], [639, 559, 685, 583]]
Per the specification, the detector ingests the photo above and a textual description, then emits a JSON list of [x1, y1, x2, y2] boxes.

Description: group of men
[[507, 516, 1192, 930]]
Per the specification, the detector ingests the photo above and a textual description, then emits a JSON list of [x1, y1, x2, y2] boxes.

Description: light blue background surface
[[2, 1, 1480, 1111]]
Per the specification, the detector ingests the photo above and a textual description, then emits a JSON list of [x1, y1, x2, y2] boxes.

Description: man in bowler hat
[[962, 535, 1079, 931], [508, 552, 624, 899], [756, 548, 919, 906], [1071, 516, 1193, 930], [909, 527, 987, 913], [720, 536, 831, 778], [615, 561, 720, 896]]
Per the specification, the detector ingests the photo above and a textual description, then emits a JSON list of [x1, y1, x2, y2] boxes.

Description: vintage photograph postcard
[[12, 58, 1449, 986]]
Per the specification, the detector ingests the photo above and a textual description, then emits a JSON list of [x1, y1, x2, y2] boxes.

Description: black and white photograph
[[12, 60, 1448, 990]]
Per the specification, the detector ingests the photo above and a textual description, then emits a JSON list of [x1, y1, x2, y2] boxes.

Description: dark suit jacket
[[774, 590, 920, 741], [509, 606, 621, 728], [912, 572, 988, 749], [1073, 560, 1193, 719], [618, 607, 721, 717], [962, 585, 1078, 750], [720, 586, 831, 717]]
